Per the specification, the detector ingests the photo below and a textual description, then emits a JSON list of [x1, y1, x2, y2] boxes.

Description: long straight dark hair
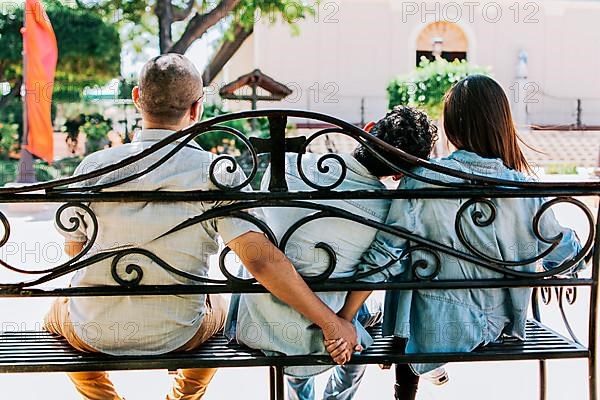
[[443, 74, 532, 174]]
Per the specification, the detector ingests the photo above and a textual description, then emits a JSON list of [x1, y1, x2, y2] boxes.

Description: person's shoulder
[[409, 151, 525, 185], [73, 149, 109, 175], [404, 157, 463, 189], [278, 152, 314, 180], [75, 144, 138, 172]]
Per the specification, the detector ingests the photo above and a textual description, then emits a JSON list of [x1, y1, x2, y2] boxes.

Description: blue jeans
[[287, 364, 367, 400], [286, 302, 383, 400]]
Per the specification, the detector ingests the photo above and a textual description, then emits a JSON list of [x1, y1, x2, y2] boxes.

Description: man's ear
[[391, 174, 404, 181], [132, 86, 141, 111], [190, 101, 202, 123]]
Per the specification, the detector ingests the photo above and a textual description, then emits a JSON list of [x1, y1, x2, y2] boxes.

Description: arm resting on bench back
[[228, 231, 362, 362]]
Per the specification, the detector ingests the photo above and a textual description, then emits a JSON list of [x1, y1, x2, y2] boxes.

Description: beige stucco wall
[[218, 0, 600, 127]]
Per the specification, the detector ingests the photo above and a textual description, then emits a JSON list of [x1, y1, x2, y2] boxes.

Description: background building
[[216, 0, 600, 130]]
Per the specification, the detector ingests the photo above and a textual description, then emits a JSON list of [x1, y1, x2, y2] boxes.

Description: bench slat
[[0, 320, 587, 374]]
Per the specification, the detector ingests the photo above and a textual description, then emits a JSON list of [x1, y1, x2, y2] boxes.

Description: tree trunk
[[169, 0, 242, 54], [202, 25, 253, 85], [155, 0, 174, 53], [152, 0, 250, 85]]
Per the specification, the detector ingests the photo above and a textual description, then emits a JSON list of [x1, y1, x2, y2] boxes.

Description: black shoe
[[394, 383, 418, 400]]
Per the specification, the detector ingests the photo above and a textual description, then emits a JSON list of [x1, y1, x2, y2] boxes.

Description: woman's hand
[[322, 318, 364, 365], [324, 338, 364, 365], [325, 338, 351, 365]]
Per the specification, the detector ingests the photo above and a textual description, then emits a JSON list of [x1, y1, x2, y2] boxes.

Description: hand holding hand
[[322, 317, 363, 365]]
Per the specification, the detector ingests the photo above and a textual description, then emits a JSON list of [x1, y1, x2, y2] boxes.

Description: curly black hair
[[352, 105, 438, 177]]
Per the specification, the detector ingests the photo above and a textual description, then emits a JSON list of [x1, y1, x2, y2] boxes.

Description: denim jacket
[[226, 153, 390, 377], [357, 150, 586, 374]]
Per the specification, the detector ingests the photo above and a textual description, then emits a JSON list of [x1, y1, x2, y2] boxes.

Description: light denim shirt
[[226, 153, 391, 377], [357, 150, 586, 374], [57, 129, 257, 355]]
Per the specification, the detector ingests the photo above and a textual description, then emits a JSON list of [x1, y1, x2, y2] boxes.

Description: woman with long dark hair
[[342, 75, 587, 399]]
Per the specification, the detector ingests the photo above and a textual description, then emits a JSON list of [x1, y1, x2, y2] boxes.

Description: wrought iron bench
[[0, 110, 597, 400]]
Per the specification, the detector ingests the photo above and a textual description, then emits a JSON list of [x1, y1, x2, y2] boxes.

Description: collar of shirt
[[446, 149, 504, 166], [133, 128, 202, 149], [444, 149, 508, 173]]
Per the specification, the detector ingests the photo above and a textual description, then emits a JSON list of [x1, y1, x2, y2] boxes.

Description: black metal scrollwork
[[406, 246, 442, 281], [0, 197, 595, 291], [109, 248, 228, 287], [294, 126, 465, 191], [541, 286, 552, 305], [0, 203, 99, 276], [296, 128, 349, 191], [0, 211, 10, 248], [217, 211, 278, 286], [0, 109, 592, 197], [536, 286, 582, 345], [205, 125, 259, 191], [111, 251, 145, 287], [564, 286, 578, 305], [49, 124, 259, 194], [278, 210, 338, 283], [455, 197, 595, 277], [0, 109, 593, 296]]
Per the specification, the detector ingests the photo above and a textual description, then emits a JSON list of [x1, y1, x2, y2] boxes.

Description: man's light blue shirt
[[57, 129, 257, 355]]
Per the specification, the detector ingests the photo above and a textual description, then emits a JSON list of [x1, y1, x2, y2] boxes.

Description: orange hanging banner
[[22, 0, 58, 163]]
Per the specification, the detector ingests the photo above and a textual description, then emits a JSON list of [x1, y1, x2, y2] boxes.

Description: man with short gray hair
[[44, 54, 359, 400]]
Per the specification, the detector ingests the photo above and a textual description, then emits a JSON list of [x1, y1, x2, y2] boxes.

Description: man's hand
[[322, 317, 363, 365]]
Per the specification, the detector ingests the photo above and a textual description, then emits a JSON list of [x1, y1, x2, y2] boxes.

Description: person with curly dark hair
[[353, 105, 438, 178], [226, 105, 438, 400]]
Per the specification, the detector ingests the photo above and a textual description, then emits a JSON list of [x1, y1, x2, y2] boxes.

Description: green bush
[[0, 157, 82, 186], [0, 122, 19, 160], [0, 160, 17, 185], [0, 97, 57, 142], [42, 156, 83, 178], [197, 103, 269, 153], [545, 164, 578, 175], [64, 113, 116, 155], [387, 58, 490, 119]]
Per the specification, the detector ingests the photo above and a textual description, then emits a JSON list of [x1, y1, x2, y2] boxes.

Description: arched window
[[415, 21, 468, 65]]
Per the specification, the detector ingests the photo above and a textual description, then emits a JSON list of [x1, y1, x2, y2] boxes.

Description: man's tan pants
[[43, 295, 227, 400]]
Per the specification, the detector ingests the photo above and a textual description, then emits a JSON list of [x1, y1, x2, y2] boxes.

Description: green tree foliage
[[0, 122, 19, 160], [81, 0, 316, 83], [63, 112, 114, 154], [0, 0, 121, 105], [387, 58, 490, 119]]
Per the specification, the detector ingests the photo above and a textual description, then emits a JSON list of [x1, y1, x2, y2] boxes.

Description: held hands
[[322, 317, 363, 365]]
